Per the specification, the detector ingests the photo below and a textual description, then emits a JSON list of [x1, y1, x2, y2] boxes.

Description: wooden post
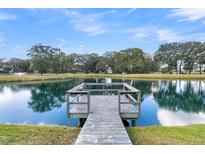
[[118, 92, 121, 113], [67, 93, 70, 117], [138, 92, 141, 118], [87, 92, 90, 113], [131, 120, 136, 126], [123, 83, 125, 91], [77, 95, 79, 103]]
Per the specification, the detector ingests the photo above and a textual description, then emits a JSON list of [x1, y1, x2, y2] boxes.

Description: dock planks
[[74, 95, 132, 145]]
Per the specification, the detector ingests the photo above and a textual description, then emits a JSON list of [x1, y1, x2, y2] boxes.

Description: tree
[[0, 58, 4, 73], [113, 51, 128, 73], [48, 48, 65, 74], [84, 53, 100, 73], [5, 58, 30, 73], [182, 42, 202, 74], [67, 53, 86, 72], [143, 55, 159, 73], [195, 42, 205, 74], [27, 44, 52, 75], [96, 57, 109, 73], [154, 43, 179, 74], [113, 48, 155, 73], [27, 44, 66, 75], [103, 51, 116, 72]]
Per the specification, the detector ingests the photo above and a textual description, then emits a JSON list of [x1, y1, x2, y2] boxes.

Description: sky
[[1, 8, 205, 58]]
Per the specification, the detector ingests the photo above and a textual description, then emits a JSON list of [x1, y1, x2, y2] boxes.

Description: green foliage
[[96, 57, 109, 73], [27, 44, 65, 74], [84, 53, 100, 73], [113, 48, 158, 73], [0, 58, 30, 73], [154, 42, 205, 74], [27, 44, 52, 74], [154, 43, 179, 73], [1, 41, 205, 74]]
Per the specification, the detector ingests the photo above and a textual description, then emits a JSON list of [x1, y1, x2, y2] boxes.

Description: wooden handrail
[[123, 83, 140, 93], [67, 83, 90, 117], [66, 82, 141, 118], [85, 82, 123, 86]]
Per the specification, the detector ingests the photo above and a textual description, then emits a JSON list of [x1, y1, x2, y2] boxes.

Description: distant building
[[107, 67, 112, 74]]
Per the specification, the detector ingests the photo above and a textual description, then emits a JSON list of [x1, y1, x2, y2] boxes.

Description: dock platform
[[66, 83, 141, 145]]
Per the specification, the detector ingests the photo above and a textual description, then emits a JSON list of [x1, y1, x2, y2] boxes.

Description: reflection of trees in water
[[153, 80, 205, 113], [0, 84, 32, 92], [3, 78, 205, 114], [0, 86, 4, 92], [1, 79, 82, 113], [119, 80, 154, 102], [127, 80, 153, 99], [28, 80, 80, 113]]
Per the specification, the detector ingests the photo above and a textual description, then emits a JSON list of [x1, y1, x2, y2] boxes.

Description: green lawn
[[1, 124, 205, 145], [127, 124, 205, 145], [0, 73, 205, 83], [0, 124, 80, 145]]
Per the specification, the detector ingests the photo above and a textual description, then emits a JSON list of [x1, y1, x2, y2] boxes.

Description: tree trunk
[[179, 63, 182, 74], [199, 64, 202, 74]]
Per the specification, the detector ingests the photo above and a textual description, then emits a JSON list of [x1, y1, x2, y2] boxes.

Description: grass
[[0, 73, 205, 83], [1, 124, 205, 145], [0, 124, 80, 145], [127, 124, 205, 145]]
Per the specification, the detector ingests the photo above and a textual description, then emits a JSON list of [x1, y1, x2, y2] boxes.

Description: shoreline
[[0, 73, 205, 83]]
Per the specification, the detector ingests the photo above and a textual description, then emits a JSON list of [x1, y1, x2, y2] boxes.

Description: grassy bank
[[0, 73, 205, 83], [127, 124, 205, 145], [0, 124, 80, 145], [1, 124, 205, 145]]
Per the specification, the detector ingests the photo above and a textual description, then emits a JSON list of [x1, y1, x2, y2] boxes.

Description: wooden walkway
[[74, 95, 132, 145]]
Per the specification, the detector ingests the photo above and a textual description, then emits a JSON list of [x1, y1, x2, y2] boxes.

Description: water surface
[[0, 78, 205, 127]]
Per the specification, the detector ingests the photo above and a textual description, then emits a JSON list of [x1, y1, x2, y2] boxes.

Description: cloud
[[131, 27, 153, 43], [156, 29, 184, 42], [57, 38, 67, 48], [76, 44, 86, 51], [79, 44, 85, 49], [124, 8, 137, 16], [115, 26, 160, 43], [116, 25, 205, 43], [168, 8, 205, 22], [65, 10, 116, 36], [157, 109, 205, 126], [134, 33, 149, 39], [0, 11, 16, 21], [0, 87, 30, 105], [13, 44, 22, 50]]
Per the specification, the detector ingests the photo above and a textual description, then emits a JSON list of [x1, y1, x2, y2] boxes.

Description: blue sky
[[1, 8, 205, 58]]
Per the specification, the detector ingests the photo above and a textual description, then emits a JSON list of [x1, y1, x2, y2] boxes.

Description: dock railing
[[66, 83, 90, 117], [118, 83, 141, 118], [66, 82, 141, 118]]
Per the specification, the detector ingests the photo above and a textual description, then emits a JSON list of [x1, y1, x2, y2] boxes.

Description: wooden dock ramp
[[75, 95, 132, 144], [66, 83, 141, 145]]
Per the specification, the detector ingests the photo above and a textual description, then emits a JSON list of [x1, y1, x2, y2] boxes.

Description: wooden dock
[[75, 95, 132, 144], [66, 83, 141, 145]]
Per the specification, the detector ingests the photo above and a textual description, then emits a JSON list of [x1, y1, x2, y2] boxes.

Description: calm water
[[0, 78, 205, 127]]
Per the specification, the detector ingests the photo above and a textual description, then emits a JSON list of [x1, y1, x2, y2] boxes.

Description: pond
[[0, 78, 205, 127]]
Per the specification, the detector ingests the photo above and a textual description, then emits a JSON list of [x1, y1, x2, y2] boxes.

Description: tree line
[[0, 41, 205, 74], [154, 42, 205, 74]]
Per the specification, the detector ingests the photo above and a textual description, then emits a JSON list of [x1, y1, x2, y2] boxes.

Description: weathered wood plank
[[74, 95, 132, 145]]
